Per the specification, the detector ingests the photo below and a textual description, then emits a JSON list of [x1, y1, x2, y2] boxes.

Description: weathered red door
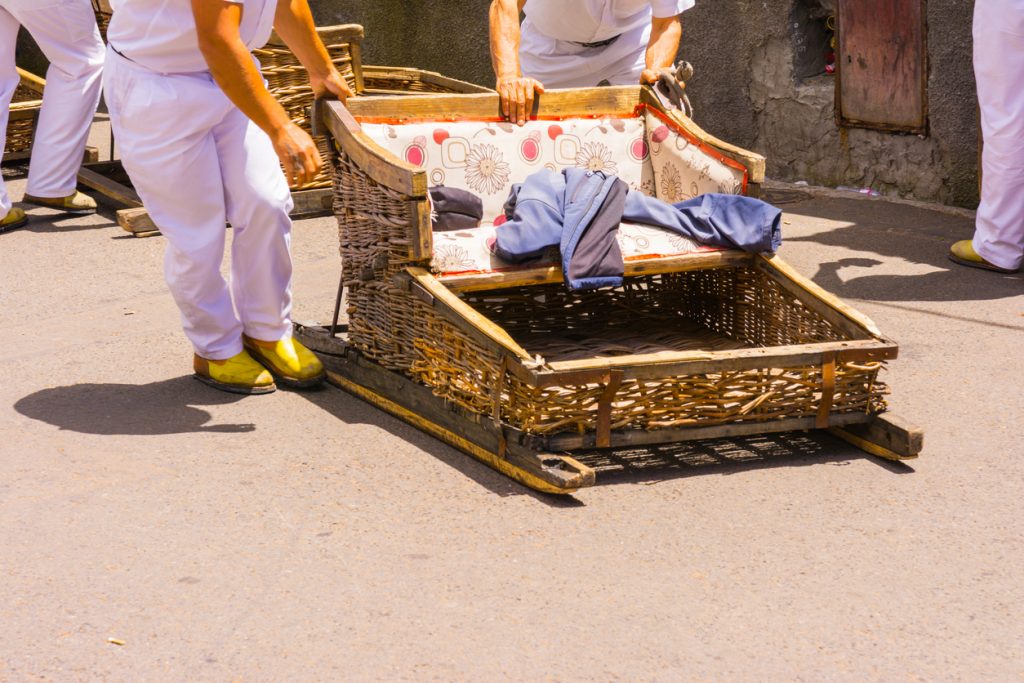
[[836, 0, 928, 134]]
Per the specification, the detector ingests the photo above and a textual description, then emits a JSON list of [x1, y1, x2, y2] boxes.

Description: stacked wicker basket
[[3, 70, 45, 163]]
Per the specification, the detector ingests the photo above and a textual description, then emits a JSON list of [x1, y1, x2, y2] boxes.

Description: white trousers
[[103, 49, 295, 360], [0, 0, 103, 214], [973, 0, 1024, 271], [520, 17, 649, 88]]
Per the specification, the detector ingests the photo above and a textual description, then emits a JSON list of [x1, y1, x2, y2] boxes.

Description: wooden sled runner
[[304, 85, 923, 494]]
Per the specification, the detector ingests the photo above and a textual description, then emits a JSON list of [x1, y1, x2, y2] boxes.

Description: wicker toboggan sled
[[296, 85, 922, 494]]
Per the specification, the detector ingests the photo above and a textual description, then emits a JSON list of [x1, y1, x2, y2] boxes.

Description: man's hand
[[640, 68, 664, 85], [497, 76, 544, 126], [644, 15, 683, 84], [311, 68, 355, 102], [490, 0, 537, 125], [271, 121, 321, 188], [275, 0, 355, 103]]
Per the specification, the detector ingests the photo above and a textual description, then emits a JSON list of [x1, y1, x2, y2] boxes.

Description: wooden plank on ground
[[829, 412, 923, 460], [115, 188, 334, 237], [289, 188, 334, 217], [77, 166, 142, 207]]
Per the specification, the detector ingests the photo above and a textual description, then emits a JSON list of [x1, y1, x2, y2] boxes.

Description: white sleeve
[[650, 0, 695, 18]]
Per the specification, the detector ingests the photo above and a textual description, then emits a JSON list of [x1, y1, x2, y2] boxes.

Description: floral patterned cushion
[[357, 110, 744, 277], [431, 222, 721, 276], [643, 107, 747, 201], [360, 117, 655, 221]]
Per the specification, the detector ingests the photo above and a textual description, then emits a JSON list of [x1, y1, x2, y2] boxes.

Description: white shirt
[[107, 0, 276, 74], [524, 0, 694, 44]]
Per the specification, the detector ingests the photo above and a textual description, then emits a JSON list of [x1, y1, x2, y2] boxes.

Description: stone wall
[[308, 0, 978, 207], [309, 1, 493, 87], [680, 0, 978, 207], [13, 0, 978, 207]]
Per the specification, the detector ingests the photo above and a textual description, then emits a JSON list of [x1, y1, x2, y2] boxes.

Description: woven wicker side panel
[[362, 74, 469, 94], [652, 269, 846, 347], [331, 145, 425, 370], [503, 363, 886, 435], [4, 119, 36, 158], [257, 42, 358, 190], [4, 85, 42, 158], [388, 304, 887, 435], [12, 84, 40, 104], [462, 270, 846, 349], [94, 12, 110, 41], [408, 297, 504, 415], [450, 269, 884, 436]]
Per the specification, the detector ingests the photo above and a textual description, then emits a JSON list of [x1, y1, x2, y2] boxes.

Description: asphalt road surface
[[1, 133, 1022, 680]]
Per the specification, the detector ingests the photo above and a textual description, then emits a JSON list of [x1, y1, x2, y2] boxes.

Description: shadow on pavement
[[296, 376, 911, 504], [782, 197, 1023, 304], [13, 376, 255, 435], [579, 431, 913, 489], [293, 384, 587, 507]]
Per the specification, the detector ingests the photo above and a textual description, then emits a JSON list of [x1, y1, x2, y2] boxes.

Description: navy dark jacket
[[495, 168, 782, 290]]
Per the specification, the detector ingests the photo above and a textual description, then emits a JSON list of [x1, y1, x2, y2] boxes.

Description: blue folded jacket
[[494, 168, 782, 290]]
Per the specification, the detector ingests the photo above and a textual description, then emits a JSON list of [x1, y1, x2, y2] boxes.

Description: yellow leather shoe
[[22, 190, 97, 215], [1, 207, 28, 233], [949, 240, 1018, 273], [243, 334, 326, 389], [193, 350, 276, 395]]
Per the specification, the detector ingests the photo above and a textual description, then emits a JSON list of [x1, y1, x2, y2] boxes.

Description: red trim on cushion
[[635, 104, 750, 195]]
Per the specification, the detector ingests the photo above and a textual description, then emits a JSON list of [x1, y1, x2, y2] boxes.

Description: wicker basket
[[254, 25, 365, 190], [256, 25, 489, 190], [3, 69, 45, 163], [360, 65, 492, 97], [318, 87, 895, 451], [91, 0, 111, 41]]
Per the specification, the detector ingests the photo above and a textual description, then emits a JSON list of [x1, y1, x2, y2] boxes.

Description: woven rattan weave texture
[[4, 79, 43, 159], [328, 133, 887, 438], [257, 32, 362, 190]]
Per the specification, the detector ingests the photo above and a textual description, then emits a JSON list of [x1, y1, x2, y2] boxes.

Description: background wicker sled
[[3, 69, 45, 164], [300, 86, 922, 494]]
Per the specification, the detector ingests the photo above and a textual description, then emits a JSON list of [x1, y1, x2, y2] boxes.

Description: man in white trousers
[[104, 0, 353, 394], [489, 0, 694, 125], [949, 0, 1024, 274], [0, 0, 103, 233]]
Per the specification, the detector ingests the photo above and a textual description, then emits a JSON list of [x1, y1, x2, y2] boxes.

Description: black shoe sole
[[243, 342, 327, 390], [259, 368, 326, 390], [948, 252, 1018, 274], [22, 199, 96, 215], [193, 373, 277, 395], [0, 216, 28, 233]]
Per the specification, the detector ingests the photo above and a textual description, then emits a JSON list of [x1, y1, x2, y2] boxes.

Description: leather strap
[[816, 352, 837, 429]]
